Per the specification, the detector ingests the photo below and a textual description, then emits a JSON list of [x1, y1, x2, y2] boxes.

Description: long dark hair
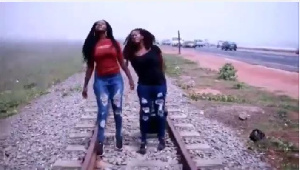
[[82, 20, 120, 65], [123, 28, 157, 61]]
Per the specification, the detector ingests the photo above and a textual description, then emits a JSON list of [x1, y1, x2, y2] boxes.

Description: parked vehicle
[[182, 41, 196, 48], [171, 37, 184, 47], [217, 41, 224, 48], [221, 41, 237, 51], [194, 39, 205, 47], [161, 39, 172, 45]]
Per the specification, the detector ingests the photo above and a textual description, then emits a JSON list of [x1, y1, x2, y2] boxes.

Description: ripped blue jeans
[[93, 73, 124, 143], [137, 84, 167, 143]]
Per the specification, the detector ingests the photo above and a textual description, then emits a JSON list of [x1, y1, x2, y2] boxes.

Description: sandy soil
[[162, 47, 299, 99]]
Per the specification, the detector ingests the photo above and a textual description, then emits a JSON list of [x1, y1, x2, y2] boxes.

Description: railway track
[[52, 72, 224, 170]]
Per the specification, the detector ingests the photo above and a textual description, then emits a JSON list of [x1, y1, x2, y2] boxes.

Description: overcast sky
[[0, 2, 299, 48]]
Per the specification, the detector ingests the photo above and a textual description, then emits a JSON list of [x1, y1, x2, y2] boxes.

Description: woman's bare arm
[[83, 62, 94, 88], [116, 43, 134, 84], [118, 58, 133, 83]]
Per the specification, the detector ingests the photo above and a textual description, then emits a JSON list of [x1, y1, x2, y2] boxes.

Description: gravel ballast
[[0, 71, 273, 170]]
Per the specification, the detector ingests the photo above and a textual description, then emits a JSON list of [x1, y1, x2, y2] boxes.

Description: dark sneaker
[[138, 143, 147, 155], [157, 139, 165, 151], [116, 138, 123, 150], [96, 142, 104, 156]]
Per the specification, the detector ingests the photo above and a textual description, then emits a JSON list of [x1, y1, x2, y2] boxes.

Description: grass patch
[[258, 94, 299, 112], [249, 137, 299, 170], [281, 163, 299, 170], [253, 137, 298, 153], [247, 137, 299, 169], [188, 93, 247, 103], [164, 55, 197, 77], [0, 41, 84, 118], [233, 82, 246, 89], [0, 88, 49, 118]]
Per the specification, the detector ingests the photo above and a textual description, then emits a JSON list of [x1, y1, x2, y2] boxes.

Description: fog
[[1, 2, 299, 48]]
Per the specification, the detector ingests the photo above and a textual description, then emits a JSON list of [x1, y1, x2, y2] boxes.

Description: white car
[[161, 39, 172, 45], [182, 41, 196, 48], [171, 37, 184, 47], [194, 39, 205, 47]]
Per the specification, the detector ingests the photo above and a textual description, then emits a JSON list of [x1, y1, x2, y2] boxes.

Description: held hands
[[129, 79, 135, 90], [82, 86, 88, 99]]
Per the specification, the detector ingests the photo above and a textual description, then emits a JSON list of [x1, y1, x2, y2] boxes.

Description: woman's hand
[[129, 79, 135, 90], [82, 86, 88, 99], [118, 58, 135, 90], [82, 64, 94, 99]]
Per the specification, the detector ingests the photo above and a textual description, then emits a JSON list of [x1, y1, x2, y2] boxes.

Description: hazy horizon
[[1, 2, 299, 49]]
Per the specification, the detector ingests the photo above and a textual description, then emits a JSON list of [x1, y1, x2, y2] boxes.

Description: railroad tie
[[81, 114, 97, 120], [66, 145, 87, 152], [179, 130, 201, 137], [125, 160, 171, 169], [167, 108, 182, 113], [74, 123, 95, 129], [52, 160, 81, 169], [84, 108, 97, 113], [195, 158, 224, 169], [169, 114, 187, 119], [185, 143, 211, 150], [95, 160, 114, 169], [69, 132, 91, 139], [174, 123, 195, 128], [166, 103, 179, 108]]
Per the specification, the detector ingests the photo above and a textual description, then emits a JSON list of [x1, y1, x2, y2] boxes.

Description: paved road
[[192, 47, 299, 72]]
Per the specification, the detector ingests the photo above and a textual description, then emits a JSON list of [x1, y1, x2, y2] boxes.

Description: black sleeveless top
[[129, 45, 166, 85]]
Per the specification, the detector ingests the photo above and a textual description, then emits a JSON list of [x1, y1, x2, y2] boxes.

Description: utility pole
[[178, 30, 181, 54]]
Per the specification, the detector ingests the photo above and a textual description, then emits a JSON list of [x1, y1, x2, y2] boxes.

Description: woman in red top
[[82, 20, 134, 156]]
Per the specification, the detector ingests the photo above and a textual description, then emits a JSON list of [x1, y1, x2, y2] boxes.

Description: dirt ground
[[161, 47, 299, 99]]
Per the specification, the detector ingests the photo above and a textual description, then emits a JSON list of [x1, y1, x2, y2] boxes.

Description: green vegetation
[[189, 93, 246, 103], [233, 82, 246, 89], [218, 63, 237, 81], [0, 41, 84, 118], [249, 137, 299, 170], [164, 55, 197, 77], [253, 137, 298, 153]]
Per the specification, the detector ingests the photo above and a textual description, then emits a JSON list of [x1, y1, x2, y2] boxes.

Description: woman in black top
[[123, 28, 167, 154]]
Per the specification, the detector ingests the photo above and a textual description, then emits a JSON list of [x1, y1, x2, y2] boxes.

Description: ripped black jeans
[[137, 83, 167, 143]]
